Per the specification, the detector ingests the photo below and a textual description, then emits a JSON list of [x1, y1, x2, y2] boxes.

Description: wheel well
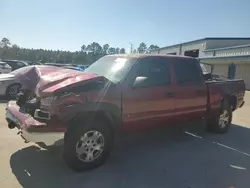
[[67, 111, 121, 133], [10, 83, 21, 86], [229, 95, 237, 111], [224, 95, 237, 111], [7, 83, 21, 89], [5, 83, 21, 95]]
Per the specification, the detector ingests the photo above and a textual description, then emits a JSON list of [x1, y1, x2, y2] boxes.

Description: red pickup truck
[[5, 54, 245, 171]]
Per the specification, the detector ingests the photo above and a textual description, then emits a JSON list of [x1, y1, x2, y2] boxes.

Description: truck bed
[[206, 78, 245, 117]]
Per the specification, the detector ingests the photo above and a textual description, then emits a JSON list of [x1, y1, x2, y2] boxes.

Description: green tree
[[12, 44, 19, 48], [108, 47, 116, 54], [137, 42, 147, 53], [103, 44, 109, 54], [119, 48, 126, 54], [86, 42, 102, 54], [115, 47, 120, 54], [0, 38, 12, 58], [11, 44, 20, 57], [147, 44, 159, 52], [0, 40, 154, 65], [81, 45, 86, 51], [0, 37, 11, 47]]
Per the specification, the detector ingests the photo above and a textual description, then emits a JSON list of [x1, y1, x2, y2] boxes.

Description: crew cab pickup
[[5, 54, 245, 171]]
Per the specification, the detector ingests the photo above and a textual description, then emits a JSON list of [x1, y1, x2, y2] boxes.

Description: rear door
[[172, 59, 207, 122], [122, 56, 176, 131]]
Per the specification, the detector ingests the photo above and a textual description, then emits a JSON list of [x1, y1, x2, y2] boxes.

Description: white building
[[150, 38, 250, 89]]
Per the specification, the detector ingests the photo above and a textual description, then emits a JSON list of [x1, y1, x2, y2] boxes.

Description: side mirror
[[133, 76, 148, 88], [200, 63, 213, 74]]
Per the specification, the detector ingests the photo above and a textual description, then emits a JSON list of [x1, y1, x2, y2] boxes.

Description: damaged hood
[[17, 65, 108, 97]]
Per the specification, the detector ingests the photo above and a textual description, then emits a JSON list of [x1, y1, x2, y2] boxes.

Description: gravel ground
[[0, 93, 250, 188]]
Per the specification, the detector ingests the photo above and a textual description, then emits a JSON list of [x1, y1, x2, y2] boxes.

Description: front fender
[[58, 102, 122, 131]]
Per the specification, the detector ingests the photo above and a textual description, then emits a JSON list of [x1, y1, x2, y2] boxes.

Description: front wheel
[[6, 84, 21, 99], [63, 118, 114, 172], [207, 99, 232, 133]]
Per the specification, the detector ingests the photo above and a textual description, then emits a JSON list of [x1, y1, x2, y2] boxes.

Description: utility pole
[[130, 43, 133, 54]]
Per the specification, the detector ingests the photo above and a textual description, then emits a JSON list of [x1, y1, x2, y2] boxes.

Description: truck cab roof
[[106, 54, 196, 60]]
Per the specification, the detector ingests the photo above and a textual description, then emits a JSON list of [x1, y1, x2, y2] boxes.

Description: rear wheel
[[63, 118, 114, 172], [207, 99, 232, 133]]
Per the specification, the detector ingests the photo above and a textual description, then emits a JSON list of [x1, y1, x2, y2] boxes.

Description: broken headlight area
[[40, 96, 57, 107], [19, 98, 41, 116], [15, 90, 41, 117], [16, 90, 35, 107]]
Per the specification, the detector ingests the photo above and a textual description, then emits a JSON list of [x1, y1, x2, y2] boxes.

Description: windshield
[[84, 56, 136, 83]]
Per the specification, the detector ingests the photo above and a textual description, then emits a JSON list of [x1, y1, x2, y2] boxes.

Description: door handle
[[166, 92, 175, 98]]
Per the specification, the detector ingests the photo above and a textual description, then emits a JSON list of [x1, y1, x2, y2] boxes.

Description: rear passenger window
[[133, 57, 170, 88], [173, 60, 201, 83]]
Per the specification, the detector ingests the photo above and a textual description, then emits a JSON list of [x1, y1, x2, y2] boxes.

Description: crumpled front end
[[5, 66, 108, 146], [5, 100, 65, 146]]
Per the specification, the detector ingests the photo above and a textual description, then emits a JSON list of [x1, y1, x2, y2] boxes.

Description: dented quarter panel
[[206, 79, 245, 118]]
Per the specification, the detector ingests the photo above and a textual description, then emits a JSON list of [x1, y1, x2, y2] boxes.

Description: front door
[[122, 56, 175, 132]]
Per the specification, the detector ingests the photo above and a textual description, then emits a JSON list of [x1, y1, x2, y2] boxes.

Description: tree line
[[0, 37, 159, 65]]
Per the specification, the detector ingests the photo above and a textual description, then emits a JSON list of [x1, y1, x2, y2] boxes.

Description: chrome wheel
[[8, 85, 20, 97], [76, 130, 105, 162], [219, 110, 229, 128]]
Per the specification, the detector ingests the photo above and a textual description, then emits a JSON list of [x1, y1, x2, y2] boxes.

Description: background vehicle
[[45, 63, 89, 71], [28, 61, 43, 65], [75, 64, 89, 70], [0, 72, 22, 98], [44, 63, 66, 67], [5, 55, 245, 172], [0, 65, 72, 98], [0, 61, 12, 74], [2, 60, 28, 71], [0, 66, 31, 98], [63, 65, 85, 71]]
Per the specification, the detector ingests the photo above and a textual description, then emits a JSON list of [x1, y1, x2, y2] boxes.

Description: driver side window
[[133, 57, 170, 88]]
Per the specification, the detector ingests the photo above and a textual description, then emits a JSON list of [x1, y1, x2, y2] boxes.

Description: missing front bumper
[[6, 101, 64, 146]]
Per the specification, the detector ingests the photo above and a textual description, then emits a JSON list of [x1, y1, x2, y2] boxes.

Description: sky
[[0, 0, 250, 52]]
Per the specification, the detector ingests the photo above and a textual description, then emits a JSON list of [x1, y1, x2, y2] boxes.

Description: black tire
[[206, 99, 232, 133], [6, 84, 21, 99], [63, 117, 114, 172]]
